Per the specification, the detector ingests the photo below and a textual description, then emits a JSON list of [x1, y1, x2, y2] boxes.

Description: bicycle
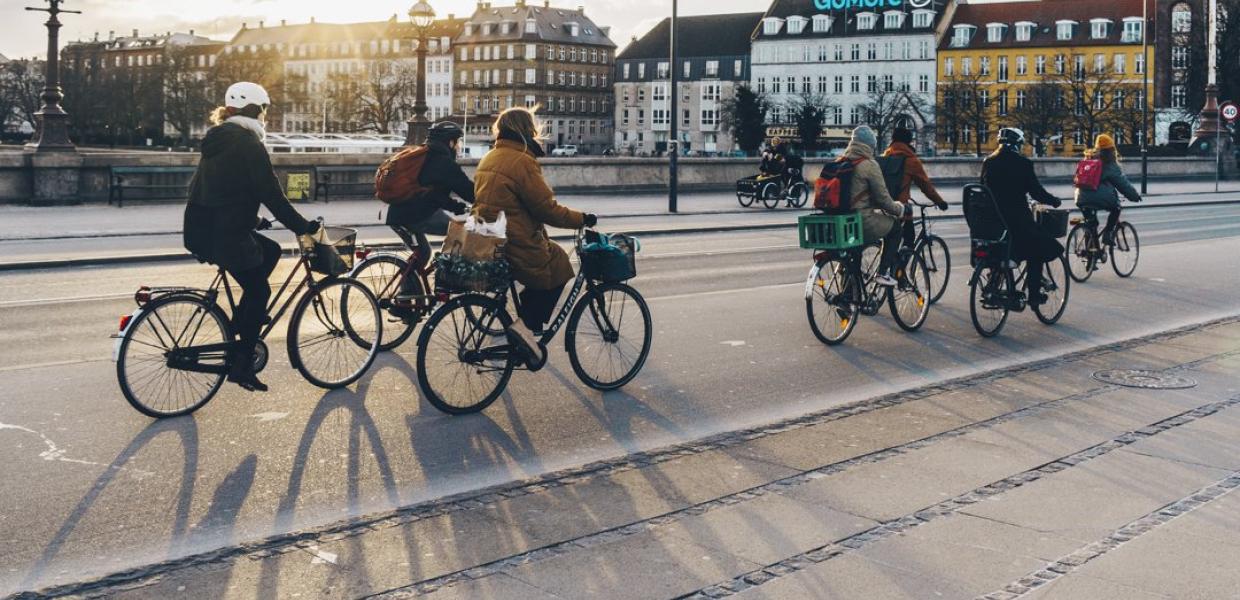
[[414, 228, 653, 415], [1064, 209, 1140, 282], [112, 225, 382, 418], [905, 198, 952, 304], [804, 239, 931, 346], [736, 171, 809, 209]]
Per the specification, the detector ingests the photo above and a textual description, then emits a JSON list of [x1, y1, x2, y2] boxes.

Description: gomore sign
[[814, 0, 933, 9]]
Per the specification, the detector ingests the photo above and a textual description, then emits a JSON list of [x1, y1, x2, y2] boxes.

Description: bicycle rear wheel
[[786, 182, 809, 208], [1065, 225, 1095, 283], [1033, 256, 1071, 325], [288, 278, 381, 389], [566, 282, 653, 391], [806, 256, 860, 345], [917, 235, 951, 304], [116, 295, 231, 418], [737, 191, 755, 208], [1109, 222, 1140, 278], [970, 264, 1012, 338], [350, 254, 417, 351], [888, 253, 931, 332]]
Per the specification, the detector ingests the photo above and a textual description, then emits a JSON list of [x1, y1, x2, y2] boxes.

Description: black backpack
[[875, 156, 906, 201]]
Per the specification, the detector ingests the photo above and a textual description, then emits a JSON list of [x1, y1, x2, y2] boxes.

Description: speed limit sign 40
[[1222, 101, 1239, 124]]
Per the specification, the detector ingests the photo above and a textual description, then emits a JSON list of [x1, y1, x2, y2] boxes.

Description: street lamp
[[24, 0, 81, 152], [405, 0, 435, 146]]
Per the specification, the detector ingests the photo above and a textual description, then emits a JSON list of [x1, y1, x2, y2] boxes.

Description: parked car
[[551, 145, 578, 157]]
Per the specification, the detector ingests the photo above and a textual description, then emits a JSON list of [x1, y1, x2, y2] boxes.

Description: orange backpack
[[374, 146, 432, 204]]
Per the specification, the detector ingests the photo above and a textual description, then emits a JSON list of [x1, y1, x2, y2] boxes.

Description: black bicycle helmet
[[427, 121, 464, 142]]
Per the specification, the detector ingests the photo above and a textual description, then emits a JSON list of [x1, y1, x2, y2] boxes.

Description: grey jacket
[[840, 142, 903, 243], [1075, 161, 1142, 211]]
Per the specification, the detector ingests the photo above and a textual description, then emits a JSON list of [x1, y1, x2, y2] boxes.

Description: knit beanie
[[851, 125, 877, 150]]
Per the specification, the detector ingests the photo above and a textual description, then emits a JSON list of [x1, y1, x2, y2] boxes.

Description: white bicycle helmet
[[224, 82, 270, 110]]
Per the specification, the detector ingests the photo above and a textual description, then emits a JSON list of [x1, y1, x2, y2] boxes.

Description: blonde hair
[[493, 106, 545, 146], [208, 104, 265, 126]]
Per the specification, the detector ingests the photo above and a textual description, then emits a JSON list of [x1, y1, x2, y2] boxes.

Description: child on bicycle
[[1074, 134, 1142, 248]]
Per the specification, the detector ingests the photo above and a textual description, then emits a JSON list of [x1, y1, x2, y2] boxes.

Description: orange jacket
[[882, 142, 945, 207]]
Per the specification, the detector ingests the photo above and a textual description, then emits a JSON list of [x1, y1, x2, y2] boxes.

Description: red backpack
[[374, 145, 432, 204], [814, 158, 864, 213], [1074, 158, 1103, 191]]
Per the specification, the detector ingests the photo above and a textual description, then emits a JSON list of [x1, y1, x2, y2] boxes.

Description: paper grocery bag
[[441, 220, 467, 256], [462, 233, 505, 262]]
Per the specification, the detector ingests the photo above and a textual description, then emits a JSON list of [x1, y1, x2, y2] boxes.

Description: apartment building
[[613, 12, 762, 156], [453, 0, 616, 154], [1153, 0, 1207, 144]]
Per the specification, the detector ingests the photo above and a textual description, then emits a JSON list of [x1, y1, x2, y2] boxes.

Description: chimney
[[281, 19, 286, 26], [133, 29, 139, 38], [189, 29, 195, 36], [259, 21, 265, 28], [310, 16, 316, 24], [448, 13, 455, 19], [108, 30, 115, 41], [578, 5, 584, 13], [93, 31, 99, 41], [241, 22, 248, 29], [543, 1, 550, 7]]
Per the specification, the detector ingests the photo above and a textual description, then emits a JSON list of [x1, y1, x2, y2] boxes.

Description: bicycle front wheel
[[416, 294, 515, 414], [1110, 222, 1140, 278], [917, 235, 951, 304], [116, 295, 231, 418], [351, 254, 418, 351], [566, 282, 653, 391], [737, 190, 755, 208], [787, 182, 809, 208], [761, 182, 781, 209], [806, 257, 860, 345], [888, 253, 931, 332], [1034, 256, 1071, 325], [288, 278, 381, 389], [970, 264, 1012, 338], [1065, 225, 1095, 283]]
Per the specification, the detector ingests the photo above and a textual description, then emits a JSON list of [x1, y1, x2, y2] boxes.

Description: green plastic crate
[[798, 212, 863, 250]]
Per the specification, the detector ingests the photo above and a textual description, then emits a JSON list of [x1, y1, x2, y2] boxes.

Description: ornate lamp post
[[25, 0, 80, 152], [405, 1, 436, 146]]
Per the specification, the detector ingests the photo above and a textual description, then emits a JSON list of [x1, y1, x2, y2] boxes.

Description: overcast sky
[[2, 0, 764, 59]]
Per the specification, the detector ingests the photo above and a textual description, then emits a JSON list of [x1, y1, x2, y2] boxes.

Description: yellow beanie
[[1095, 134, 1116, 150]]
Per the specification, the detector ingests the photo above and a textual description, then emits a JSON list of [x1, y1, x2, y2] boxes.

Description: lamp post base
[[406, 117, 431, 147], [1189, 84, 1222, 154], [25, 110, 77, 153]]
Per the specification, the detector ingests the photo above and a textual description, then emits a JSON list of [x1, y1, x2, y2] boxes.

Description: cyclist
[[882, 127, 949, 248], [979, 128, 1063, 307], [1074, 134, 1142, 248], [759, 138, 786, 177], [385, 121, 474, 318], [183, 82, 320, 392], [472, 107, 598, 369], [840, 125, 905, 286]]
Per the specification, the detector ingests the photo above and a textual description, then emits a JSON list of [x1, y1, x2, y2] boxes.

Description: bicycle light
[[355, 248, 372, 260]]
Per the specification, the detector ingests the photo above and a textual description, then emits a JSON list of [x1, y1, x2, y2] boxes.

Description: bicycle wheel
[[737, 190, 755, 208], [1065, 225, 1096, 283], [566, 282, 653, 391], [970, 264, 1012, 338], [806, 257, 860, 345], [416, 294, 515, 414], [1109, 222, 1140, 278], [116, 295, 231, 418], [759, 182, 779, 209], [1033, 256, 1071, 325], [917, 235, 951, 304], [786, 182, 809, 208], [888, 253, 931, 332], [350, 254, 418, 351], [288, 278, 381, 389]]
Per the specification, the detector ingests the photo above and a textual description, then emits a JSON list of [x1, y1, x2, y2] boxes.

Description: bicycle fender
[[804, 263, 823, 300], [111, 306, 146, 362]]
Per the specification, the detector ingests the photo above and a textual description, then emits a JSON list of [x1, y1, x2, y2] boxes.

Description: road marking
[[305, 546, 338, 565], [250, 412, 290, 423], [0, 422, 154, 477], [720, 340, 747, 347], [648, 282, 802, 303]]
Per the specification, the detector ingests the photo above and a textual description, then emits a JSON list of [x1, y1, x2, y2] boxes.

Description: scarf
[[498, 129, 545, 157], [227, 115, 266, 142]]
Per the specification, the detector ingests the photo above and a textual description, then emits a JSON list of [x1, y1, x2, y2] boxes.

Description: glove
[[450, 201, 469, 216], [304, 220, 322, 235], [582, 213, 598, 228], [256, 217, 274, 231], [934, 200, 949, 211]]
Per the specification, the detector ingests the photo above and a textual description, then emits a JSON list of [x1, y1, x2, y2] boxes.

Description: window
[[867, 75, 877, 93], [1056, 20, 1076, 41], [834, 75, 844, 94], [813, 15, 833, 32], [705, 60, 719, 78], [525, 68, 536, 84], [818, 45, 829, 61], [1114, 89, 1125, 109], [1172, 85, 1187, 108], [1016, 89, 1026, 108], [1122, 18, 1143, 43], [803, 76, 812, 94], [787, 16, 807, 34], [867, 43, 877, 60], [1016, 55, 1027, 75], [1172, 4, 1192, 34], [1036, 55, 1046, 74], [623, 63, 631, 79], [951, 25, 975, 47], [1094, 89, 1105, 109], [980, 56, 991, 76], [507, 69, 514, 84], [762, 17, 784, 36], [701, 106, 718, 127], [683, 61, 690, 78], [1054, 54, 1065, 74], [525, 19, 538, 34], [912, 10, 933, 28], [885, 12, 905, 29], [857, 13, 877, 30], [832, 106, 843, 125], [850, 75, 860, 93], [882, 74, 893, 91], [987, 23, 1006, 43], [757, 77, 766, 93], [1091, 19, 1111, 39], [817, 76, 828, 94], [1075, 55, 1086, 78], [638, 63, 646, 78], [944, 57, 954, 77], [657, 61, 669, 79], [998, 56, 1008, 81], [1015, 21, 1035, 41], [997, 90, 1008, 115], [849, 106, 862, 125], [918, 74, 929, 93], [1114, 53, 1126, 73], [734, 60, 743, 76], [850, 43, 861, 61], [1172, 46, 1188, 69], [962, 57, 972, 76], [834, 44, 844, 61], [1135, 52, 1145, 74], [773, 77, 782, 94], [525, 43, 537, 59]]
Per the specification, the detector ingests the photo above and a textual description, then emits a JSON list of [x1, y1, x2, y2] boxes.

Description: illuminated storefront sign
[[814, 0, 933, 10]]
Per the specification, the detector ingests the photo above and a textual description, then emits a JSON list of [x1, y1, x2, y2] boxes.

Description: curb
[[0, 198, 1236, 272]]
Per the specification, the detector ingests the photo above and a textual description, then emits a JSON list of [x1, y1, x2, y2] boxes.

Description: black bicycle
[[968, 246, 1071, 337], [1064, 210, 1140, 282], [414, 228, 653, 415], [805, 242, 931, 346], [906, 198, 952, 304], [113, 225, 382, 418]]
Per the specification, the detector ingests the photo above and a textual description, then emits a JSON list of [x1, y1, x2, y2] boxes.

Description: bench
[[314, 166, 377, 203], [109, 166, 198, 207]]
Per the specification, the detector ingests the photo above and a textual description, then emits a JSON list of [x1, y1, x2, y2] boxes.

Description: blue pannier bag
[[580, 233, 640, 282]]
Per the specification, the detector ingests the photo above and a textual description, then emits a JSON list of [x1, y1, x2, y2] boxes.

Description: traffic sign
[[1222, 102, 1239, 124]]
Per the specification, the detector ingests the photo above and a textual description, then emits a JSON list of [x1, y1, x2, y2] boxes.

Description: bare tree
[[859, 84, 931, 149], [324, 72, 366, 132], [784, 91, 835, 154], [937, 70, 989, 155], [357, 60, 416, 134], [1009, 77, 1069, 157], [161, 46, 212, 144], [720, 83, 770, 156], [2, 59, 45, 132]]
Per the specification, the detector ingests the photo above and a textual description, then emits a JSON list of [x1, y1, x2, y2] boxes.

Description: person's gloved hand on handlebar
[[583, 213, 598, 228]]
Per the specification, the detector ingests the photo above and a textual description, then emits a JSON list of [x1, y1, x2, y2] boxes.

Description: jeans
[[901, 218, 917, 249], [878, 221, 902, 276], [518, 285, 566, 330], [227, 233, 281, 361], [391, 210, 453, 294]]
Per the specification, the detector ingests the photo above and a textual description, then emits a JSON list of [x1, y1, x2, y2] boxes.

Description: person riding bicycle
[[979, 128, 1063, 307], [882, 127, 949, 249], [759, 138, 786, 177], [841, 125, 905, 286], [183, 82, 320, 392], [1074, 134, 1142, 248], [385, 121, 475, 318], [472, 107, 598, 369]]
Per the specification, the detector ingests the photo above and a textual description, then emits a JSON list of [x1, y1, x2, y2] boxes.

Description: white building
[[750, 0, 951, 152]]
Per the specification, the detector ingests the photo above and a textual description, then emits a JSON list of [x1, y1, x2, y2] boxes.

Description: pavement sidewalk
[[27, 316, 1240, 600]]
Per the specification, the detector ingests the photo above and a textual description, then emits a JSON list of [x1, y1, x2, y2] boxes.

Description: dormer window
[[762, 17, 784, 35], [1090, 18, 1112, 39], [1056, 20, 1077, 40], [465, 24, 474, 36], [812, 14, 833, 32], [482, 23, 492, 35], [986, 23, 1006, 42], [951, 24, 976, 47], [857, 12, 877, 30], [567, 22, 580, 36], [787, 16, 808, 34], [501, 22, 511, 35], [884, 11, 905, 30], [1015, 21, 1035, 41], [912, 10, 934, 28], [1121, 17, 1143, 42], [525, 19, 537, 34]]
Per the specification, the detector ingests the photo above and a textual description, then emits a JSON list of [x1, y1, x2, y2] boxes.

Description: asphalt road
[[0, 202, 1238, 596]]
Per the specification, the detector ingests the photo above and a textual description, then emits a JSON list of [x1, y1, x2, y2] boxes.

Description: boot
[[227, 348, 269, 392], [506, 321, 547, 372]]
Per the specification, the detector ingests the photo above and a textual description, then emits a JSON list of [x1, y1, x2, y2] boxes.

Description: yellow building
[[936, 0, 1154, 157]]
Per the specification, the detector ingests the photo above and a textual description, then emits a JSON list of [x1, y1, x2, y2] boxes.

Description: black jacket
[[980, 148, 1063, 262], [183, 122, 312, 271], [386, 139, 475, 226]]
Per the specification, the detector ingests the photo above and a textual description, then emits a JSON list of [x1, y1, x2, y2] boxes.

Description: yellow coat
[[473, 139, 585, 290]]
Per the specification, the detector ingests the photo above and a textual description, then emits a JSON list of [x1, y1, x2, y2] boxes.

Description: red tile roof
[[940, 0, 1153, 50]]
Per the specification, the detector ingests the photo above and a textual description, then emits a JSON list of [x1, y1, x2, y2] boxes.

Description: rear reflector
[[119, 315, 133, 332]]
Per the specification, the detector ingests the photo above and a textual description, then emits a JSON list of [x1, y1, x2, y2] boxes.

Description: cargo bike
[[736, 156, 809, 209]]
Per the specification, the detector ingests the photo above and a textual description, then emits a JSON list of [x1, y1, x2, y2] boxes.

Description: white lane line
[[0, 422, 155, 477], [648, 282, 802, 303]]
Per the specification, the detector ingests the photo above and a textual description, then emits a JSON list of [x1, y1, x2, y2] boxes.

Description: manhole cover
[[1092, 369, 1198, 389]]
